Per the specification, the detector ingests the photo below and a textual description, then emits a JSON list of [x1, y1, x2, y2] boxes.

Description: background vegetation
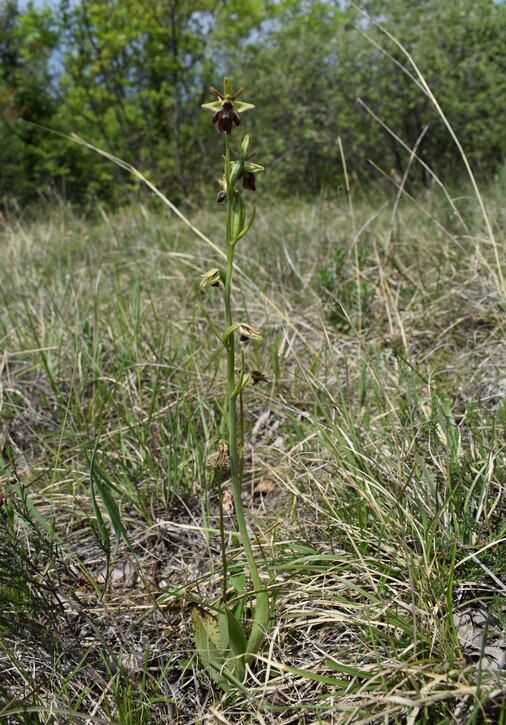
[[1, 0, 506, 208]]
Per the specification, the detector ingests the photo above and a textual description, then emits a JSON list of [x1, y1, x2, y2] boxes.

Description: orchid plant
[[191, 79, 270, 689]]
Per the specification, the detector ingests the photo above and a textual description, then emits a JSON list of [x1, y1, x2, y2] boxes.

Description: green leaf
[[225, 608, 247, 658], [199, 304, 225, 344], [230, 573, 246, 594], [89, 452, 110, 554], [191, 606, 230, 691], [324, 658, 375, 680], [89, 440, 129, 546], [232, 205, 256, 246]]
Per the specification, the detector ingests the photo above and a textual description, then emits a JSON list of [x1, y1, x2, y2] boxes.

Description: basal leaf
[[191, 606, 230, 691]]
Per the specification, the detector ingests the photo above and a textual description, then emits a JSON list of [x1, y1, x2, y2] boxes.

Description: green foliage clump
[[317, 246, 373, 330]]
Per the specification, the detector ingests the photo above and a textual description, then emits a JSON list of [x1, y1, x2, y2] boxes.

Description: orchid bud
[[240, 135, 250, 157], [200, 268, 224, 288], [238, 324, 263, 342], [230, 158, 245, 189]]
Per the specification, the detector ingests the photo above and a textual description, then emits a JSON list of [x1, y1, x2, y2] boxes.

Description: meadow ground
[[0, 182, 505, 723]]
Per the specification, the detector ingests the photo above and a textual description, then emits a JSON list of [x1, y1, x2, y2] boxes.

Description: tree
[[0, 1, 62, 203], [58, 0, 219, 203], [227, 0, 506, 192], [355, 0, 506, 181]]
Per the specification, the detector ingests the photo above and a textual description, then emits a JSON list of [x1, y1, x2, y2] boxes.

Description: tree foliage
[[0, 0, 505, 207], [57, 0, 218, 202], [0, 0, 60, 201]]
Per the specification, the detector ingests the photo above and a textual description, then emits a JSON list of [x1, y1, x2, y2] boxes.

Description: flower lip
[[211, 104, 241, 134]]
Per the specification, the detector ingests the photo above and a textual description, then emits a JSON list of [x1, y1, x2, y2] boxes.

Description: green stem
[[223, 133, 268, 660], [217, 471, 228, 603]]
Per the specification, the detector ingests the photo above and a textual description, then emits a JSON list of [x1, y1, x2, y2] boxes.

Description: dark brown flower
[[202, 78, 254, 135], [251, 370, 269, 385]]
